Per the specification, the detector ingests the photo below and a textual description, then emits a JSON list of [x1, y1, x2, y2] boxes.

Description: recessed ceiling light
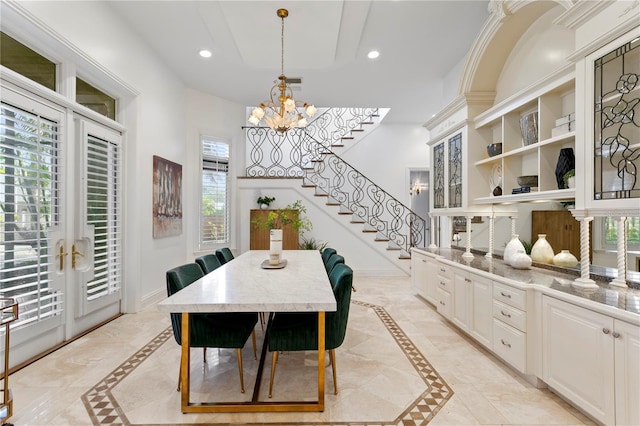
[[199, 49, 212, 58], [367, 50, 380, 59]]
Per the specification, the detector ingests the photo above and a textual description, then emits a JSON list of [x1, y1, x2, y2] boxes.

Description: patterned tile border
[[81, 300, 453, 426]]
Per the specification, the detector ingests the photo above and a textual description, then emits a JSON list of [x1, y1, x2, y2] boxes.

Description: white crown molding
[[553, 0, 617, 29], [567, 16, 640, 62], [423, 92, 495, 131], [2, 0, 139, 98]]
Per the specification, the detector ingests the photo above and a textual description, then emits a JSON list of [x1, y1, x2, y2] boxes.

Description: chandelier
[[247, 8, 316, 133]]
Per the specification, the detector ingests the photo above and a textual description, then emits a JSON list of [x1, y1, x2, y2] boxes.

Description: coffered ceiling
[[107, 1, 490, 124]]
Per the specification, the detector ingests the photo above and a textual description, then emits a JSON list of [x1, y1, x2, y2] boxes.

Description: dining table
[[157, 249, 337, 413]]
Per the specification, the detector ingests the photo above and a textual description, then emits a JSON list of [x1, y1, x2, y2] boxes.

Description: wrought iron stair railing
[[244, 107, 427, 256]]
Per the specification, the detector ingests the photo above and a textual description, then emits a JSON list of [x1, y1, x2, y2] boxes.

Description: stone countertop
[[413, 247, 640, 317]]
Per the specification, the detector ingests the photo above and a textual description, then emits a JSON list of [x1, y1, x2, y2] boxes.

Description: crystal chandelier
[[247, 8, 316, 133]]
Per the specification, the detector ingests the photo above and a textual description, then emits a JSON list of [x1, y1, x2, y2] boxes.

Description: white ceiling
[[107, 1, 490, 124]]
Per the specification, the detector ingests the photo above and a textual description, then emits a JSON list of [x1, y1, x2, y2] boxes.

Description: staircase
[[244, 107, 427, 260]]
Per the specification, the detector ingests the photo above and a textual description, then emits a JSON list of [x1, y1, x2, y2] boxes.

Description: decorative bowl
[[487, 143, 502, 157], [517, 175, 538, 187]]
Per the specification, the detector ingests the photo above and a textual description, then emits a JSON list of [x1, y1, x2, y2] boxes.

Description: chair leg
[[251, 330, 257, 360], [236, 348, 245, 393], [177, 360, 182, 392], [329, 349, 338, 395], [259, 312, 265, 330], [268, 351, 279, 398]]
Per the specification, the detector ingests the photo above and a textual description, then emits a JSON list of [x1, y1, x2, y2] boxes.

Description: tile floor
[[7, 275, 595, 425]]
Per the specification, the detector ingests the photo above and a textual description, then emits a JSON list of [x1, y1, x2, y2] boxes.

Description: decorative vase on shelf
[[504, 234, 526, 266], [511, 250, 532, 269], [555, 148, 575, 189], [531, 234, 554, 264], [260, 203, 268, 210], [269, 229, 283, 265], [553, 250, 578, 267]]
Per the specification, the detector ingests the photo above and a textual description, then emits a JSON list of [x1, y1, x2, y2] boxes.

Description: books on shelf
[[512, 186, 538, 194], [552, 113, 576, 137]]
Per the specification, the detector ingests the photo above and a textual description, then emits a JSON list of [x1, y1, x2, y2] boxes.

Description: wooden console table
[[249, 209, 299, 250]]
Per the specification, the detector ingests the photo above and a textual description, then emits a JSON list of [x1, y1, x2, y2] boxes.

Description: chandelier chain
[[281, 14, 285, 76]]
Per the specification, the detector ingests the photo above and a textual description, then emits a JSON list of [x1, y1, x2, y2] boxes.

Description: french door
[[0, 84, 123, 367]]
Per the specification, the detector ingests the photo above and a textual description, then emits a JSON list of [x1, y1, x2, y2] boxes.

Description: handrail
[[244, 107, 427, 253]]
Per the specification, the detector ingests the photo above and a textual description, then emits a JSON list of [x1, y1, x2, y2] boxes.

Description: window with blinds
[[0, 101, 64, 328], [201, 137, 229, 246], [85, 135, 121, 300]]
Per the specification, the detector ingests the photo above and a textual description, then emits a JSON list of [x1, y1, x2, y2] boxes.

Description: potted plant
[[299, 235, 327, 252], [257, 196, 276, 210], [252, 200, 312, 265], [563, 169, 575, 189], [252, 200, 312, 233]]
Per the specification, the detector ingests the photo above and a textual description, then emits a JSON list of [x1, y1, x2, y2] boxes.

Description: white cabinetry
[[435, 263, 453, 320], [542, 295, 640, 425], [470, 274, 493, 349], [473, 68, 576, 204], [492, 282, 527, 372], [452, 268, 472, 332], [411, 249, 437, 305]]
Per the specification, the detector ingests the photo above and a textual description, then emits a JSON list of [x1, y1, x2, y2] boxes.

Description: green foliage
[[519, 239, 533, 255], [299, 235, 327, 251], [257, 196, 275, 206], [252, 199, 312, 233]]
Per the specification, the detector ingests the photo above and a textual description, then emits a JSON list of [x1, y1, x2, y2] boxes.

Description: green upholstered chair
[[195, 254, 222, 274], [324, 253, 344, 274], [267, 263, 353, 397], [166, 263, 258, 393], [215, 247, 234, 265], [321, 248, 337, 265]]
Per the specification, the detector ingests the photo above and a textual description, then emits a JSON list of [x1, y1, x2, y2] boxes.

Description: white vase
[[260, 203, 268, 210], [531, 234, 554, 264], [503, 234, 525, 266], [269, 229, 283, 265], [553, 250, 578, 267], [511, 250, 532, 269]]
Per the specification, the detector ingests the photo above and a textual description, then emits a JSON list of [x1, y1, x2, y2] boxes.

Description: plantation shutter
[[0, 100, 64, 328], [201, 138, 229, 245], [85, 135, 121, 300]]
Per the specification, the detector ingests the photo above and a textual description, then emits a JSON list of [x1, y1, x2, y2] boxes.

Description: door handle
[[56, 245, 68, 271], [72, 244, 84, 269]]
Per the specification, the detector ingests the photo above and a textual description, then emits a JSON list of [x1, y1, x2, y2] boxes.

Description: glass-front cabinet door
[[589, 31, 639, 210], [431, 130, 464, 211]]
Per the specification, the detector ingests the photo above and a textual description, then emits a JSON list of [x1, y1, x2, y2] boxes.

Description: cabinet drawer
[[493, 300, 526, 332], [493, 318, 526, 372], [436, 275, 453, 293], [436, 288, 452, 319], [493, 282, 526, 310], [437, 264, 453, 281]]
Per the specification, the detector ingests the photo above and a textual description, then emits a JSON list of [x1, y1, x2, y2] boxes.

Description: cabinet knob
[[500, 310, 511, 318], [422, 259, 427, 263], [602, 328, 610, 334], [465, 278, 471, 283], [500, 339, 511, 348], [500, 292, 512, 298], [612, 332, 621, 338], [440, 268, 446, 273], [440, 281, 446, 286]]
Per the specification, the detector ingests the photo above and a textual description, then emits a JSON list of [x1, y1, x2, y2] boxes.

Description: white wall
[[14, 1, 246, 311], [184, 88, 246, 257], [494, 5, 574, 103]]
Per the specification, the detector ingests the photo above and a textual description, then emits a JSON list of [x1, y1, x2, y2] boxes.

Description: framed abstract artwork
[[152, 155, 182, 238]]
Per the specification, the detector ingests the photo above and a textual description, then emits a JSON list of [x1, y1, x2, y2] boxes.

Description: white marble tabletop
[[157, 250, 337, 313]]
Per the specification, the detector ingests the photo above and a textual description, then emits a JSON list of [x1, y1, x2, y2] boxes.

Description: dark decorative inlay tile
[[82, 301, 453, 425]]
